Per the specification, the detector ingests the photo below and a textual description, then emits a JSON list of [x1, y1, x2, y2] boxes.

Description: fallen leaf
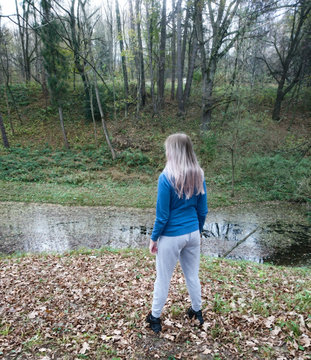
[[271, 326, 282, 336], [300, 334, 310, 348], [264, 315, 276, 328], [28, 311, 38, 319], [80, 342, 90, 354]]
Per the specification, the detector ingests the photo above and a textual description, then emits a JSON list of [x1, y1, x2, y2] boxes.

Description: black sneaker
[[146, 313, 162, 333], [187, 307, 204, 325]]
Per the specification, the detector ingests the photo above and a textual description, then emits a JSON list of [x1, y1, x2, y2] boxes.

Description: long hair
[[164, 133, 205, 199]]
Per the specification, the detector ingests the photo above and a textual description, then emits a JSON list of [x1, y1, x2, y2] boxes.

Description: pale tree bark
[[115, 0, 129, 116], [181, 4, 190, 84], [94, 77, 116, 160], [158, 0, 167, 109], [103, 2, 117, 121], [135, 0, 146, 108]]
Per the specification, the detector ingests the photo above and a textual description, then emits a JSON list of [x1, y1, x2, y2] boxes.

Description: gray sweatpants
[[151, 230, 201, 318]]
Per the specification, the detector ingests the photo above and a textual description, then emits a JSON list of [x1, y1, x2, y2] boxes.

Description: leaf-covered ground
[[0, 249, 310, 359]]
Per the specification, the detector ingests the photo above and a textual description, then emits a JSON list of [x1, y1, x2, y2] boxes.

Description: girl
[[146, 133, 208, 333]]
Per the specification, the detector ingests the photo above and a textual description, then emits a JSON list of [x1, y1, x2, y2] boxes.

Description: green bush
[[119, 150, 150, 167], [242, 154, 311, 201]]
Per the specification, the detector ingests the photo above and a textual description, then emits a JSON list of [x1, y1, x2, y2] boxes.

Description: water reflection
[[0, 201, 310, 266]]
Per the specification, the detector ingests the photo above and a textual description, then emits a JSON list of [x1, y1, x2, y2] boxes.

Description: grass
[[0, 248, 310, 359]]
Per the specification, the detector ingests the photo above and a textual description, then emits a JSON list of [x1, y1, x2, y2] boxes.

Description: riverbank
[[0, 248, 310, 359]]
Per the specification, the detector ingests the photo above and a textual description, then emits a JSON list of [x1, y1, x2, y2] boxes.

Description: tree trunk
[[15, 0, 31, 83], [202, 58, 217, 130], [135, 0, 146, 108], [129, 0, 140, 112], [145, 0, 157, 114], [94, 79, 116, 160], [58, 106, 69, 149], [183, 31, 198, 103], [176, 0, 184, 114], [158, 0, 167, 109], [0, 113, 10, 148], [181, 5, 190, 82], [115, 0, 129, 116], [4, 88, 15, 136], [272, 87, 284, 121], [89, 84, 98, 145], [171, 0, 176, 100]]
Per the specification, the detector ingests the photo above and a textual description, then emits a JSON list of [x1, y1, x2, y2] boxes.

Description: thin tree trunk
[[116, 0, 129, 116], [15, 0, 31, 83], [231, 147, 235, 197], [4, 88, 15, 136], [195, 0, 208, 130], [0, 113, 10, 148], [181, 5, 190, 82], [224, 48, 239, 116], [129, 0, 140, 113], [158, 0, 167, 109], [58, 106, 69, 149], [94, 78, 116, 160], [171, 0, 176, 100], [145, 0, 157, 114], [176, 0, 184, 114], [183, 31, 198, 103], [202, 58, 217, 130], [136, 0, 146, 108], [89, 84, 98, 145]]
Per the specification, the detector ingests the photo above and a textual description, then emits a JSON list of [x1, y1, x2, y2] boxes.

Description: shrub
[[119, 150, 150, 167], [242, 154, 311, 201]]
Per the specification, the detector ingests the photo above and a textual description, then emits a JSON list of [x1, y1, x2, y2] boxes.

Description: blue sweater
[[151, 172, 208, 241]]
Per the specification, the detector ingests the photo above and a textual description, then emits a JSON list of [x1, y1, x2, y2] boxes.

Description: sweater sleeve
[[151, 173, 171, 241], [197, 180, 208, 233]]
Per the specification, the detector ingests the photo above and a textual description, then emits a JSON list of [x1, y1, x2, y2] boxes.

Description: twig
[[222, 227, 259, 258]]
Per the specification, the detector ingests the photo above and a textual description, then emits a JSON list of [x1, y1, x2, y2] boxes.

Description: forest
[[0, 0, 310, 207], [0, 0, 310, 209]]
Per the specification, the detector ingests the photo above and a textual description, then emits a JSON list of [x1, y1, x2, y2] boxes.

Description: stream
[[0, 201, 310, 266]]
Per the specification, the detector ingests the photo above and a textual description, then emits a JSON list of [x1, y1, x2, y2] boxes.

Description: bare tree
[[259, 0, 311, 120], [15, 0, 35, 83]]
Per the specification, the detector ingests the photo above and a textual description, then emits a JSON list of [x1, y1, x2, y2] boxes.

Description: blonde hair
[[164, 133, 205, 199]]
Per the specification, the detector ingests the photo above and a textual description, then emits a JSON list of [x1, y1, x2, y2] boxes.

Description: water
[[0, 201, 310, 266]]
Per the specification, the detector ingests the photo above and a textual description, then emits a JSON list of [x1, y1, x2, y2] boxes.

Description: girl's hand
[[149, 239, 158, 255]]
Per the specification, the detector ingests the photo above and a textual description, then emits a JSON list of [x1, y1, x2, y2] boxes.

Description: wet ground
[[0, 201, 310, 266]]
